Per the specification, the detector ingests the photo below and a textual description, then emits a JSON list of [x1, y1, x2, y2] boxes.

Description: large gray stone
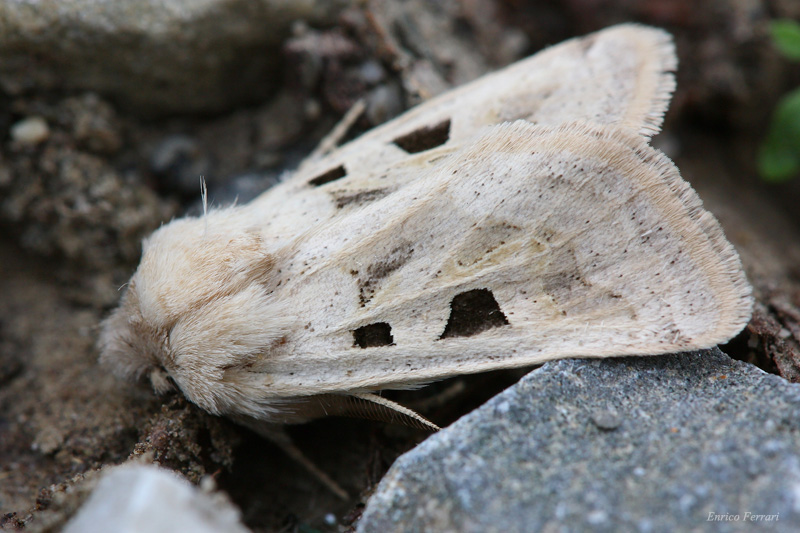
[[358, 349, 800, 532], [0, 0, 346, 116]]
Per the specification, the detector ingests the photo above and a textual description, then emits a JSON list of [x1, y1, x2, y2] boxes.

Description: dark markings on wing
[[334, 187, 390, 209], [439, 288, 509, 339], [392, 119, 451, 154], [541, 247, 591, 312], [356, 242, 415, 306], [309, 165, 347, 187], [353, 322, 394, 348]]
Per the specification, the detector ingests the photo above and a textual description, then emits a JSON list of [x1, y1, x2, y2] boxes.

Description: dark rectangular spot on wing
[[353, 322, 394, 348], [439, 288, 509, 339], [334, 188, 389, 209], [392, 119, 451, 154], [309, 165, 347, 187]]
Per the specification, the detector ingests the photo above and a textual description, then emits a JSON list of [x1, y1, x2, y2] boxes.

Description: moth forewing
[[247, 23, 676, 245], [241, 121, 751, 399]]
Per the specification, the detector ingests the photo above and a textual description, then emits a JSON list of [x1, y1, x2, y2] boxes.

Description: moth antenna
[[346, 392, 441, 431], [304, 98, 366, 165]]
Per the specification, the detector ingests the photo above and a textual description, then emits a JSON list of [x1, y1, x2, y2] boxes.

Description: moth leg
[[304, 98, 366, 164], [237, 420, 349, 500], [397, 380, 467, 413]]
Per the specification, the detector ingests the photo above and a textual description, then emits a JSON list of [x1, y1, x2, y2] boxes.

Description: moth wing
[[253, 121, 751, 396], [249, 24, 676, 246]]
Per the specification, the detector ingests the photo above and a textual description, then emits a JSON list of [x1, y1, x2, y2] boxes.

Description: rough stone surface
[[358, 348, 800, 533], [0, 0, 347, 116]]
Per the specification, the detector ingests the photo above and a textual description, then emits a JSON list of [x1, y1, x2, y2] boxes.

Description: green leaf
[[771, 19, 800, 61], [759, 87, 800, 182], [758, 145, 800, 182]]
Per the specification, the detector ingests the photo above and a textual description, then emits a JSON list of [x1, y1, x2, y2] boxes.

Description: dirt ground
[[2, 1, 800, 531]]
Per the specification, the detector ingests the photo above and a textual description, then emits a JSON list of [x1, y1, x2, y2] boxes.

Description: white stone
[[10, 116, 49, 144], [64, 464, 250, 533]]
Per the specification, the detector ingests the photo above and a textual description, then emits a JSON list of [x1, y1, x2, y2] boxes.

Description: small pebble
[[11, 116, 50, 145], [591, 408, 622, 431]]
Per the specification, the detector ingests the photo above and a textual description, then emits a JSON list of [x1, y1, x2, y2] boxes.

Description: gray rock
[[0, 0, 347, 116], [358, 349, 800, 533]]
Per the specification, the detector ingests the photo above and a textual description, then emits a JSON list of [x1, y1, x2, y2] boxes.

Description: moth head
[[98, 209, 289, 417]]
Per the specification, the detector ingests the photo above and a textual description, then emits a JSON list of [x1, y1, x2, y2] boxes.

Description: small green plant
[[759, 19, 800, 183]]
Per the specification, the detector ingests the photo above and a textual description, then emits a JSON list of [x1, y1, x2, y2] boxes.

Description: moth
[[99, 24, 752, 439]]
